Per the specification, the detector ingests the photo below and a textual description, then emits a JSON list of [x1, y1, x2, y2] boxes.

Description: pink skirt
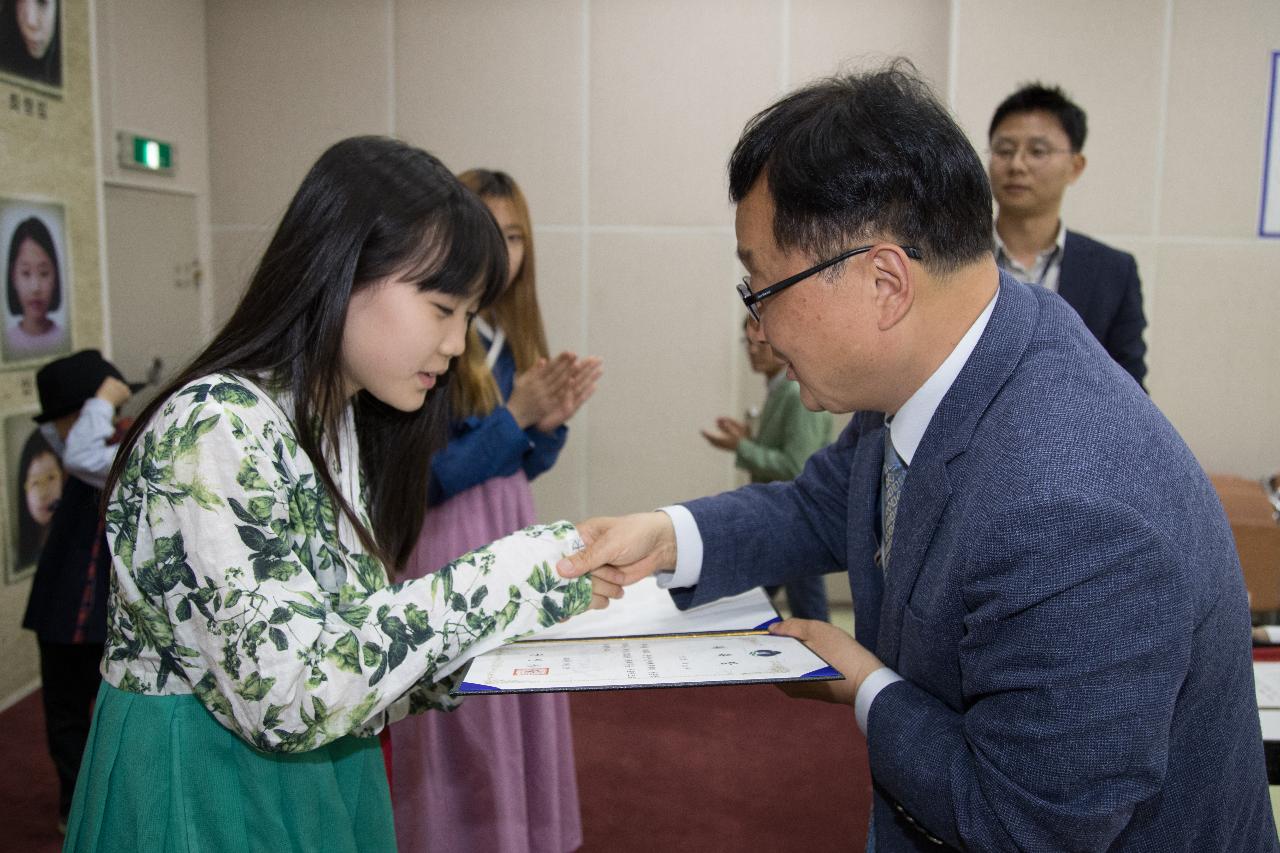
[[391, 471, 582, 853]]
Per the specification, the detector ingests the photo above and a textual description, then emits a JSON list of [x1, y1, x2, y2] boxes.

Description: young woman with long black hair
[[63, 137, 609, 853]]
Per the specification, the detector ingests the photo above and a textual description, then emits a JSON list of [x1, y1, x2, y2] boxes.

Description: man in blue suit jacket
[[564, 63, 1276, 850], [988, 83, 1147, 388]]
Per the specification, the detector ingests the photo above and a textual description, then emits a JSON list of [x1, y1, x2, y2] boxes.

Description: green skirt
[[64, 682, 396, 852]]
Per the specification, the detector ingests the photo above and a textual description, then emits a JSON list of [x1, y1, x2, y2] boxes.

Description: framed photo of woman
[[4, 408, 60, 584], [0, 197, 71, 365], [0, 0, 62, 95]]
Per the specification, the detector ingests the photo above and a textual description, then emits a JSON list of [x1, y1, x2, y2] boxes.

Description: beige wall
[[95, 0, 214, 347], [0, 0, 213, 709], [951, 0, 1280, 476], [204, 0, 955, 530], [195, 0, 1276, 593], [0, 0, 105, 706]]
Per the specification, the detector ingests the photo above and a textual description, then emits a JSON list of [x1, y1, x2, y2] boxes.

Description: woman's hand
[[534, 355, 603, 433], [506, 352, 577, 429]]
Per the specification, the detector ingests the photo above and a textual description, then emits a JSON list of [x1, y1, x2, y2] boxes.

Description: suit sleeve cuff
[[654, 505, 702, 589], [855, 667, 903, 734]]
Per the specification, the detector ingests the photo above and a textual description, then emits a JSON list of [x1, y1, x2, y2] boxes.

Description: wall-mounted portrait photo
[[5, 409, 62, 584], [0, 0, 61, 93], [0, 198, 71, 365]]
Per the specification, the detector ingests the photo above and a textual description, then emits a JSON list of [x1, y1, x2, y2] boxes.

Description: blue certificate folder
[[454, 581, 842, 696]]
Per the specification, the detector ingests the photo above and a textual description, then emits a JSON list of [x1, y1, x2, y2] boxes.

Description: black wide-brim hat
[[33, 349, 146, 423]]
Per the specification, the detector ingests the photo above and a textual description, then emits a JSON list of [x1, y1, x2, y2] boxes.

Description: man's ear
[[870, 244, 914, 331], [1069, 151, 1087, 184]]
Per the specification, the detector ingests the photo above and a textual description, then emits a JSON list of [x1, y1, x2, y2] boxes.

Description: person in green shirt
[[702, 316, 834, 619]]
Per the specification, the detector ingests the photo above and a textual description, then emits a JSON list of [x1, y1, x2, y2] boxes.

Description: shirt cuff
[[855, 667, 903, 734], [1265, 626, 1280, 644], [654, 505, 702, 589]]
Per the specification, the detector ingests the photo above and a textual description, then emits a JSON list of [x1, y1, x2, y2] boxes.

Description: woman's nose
[[441, 319, 468, 356]]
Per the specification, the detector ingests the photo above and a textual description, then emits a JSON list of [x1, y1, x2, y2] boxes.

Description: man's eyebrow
[[992, 133, 1054, 144]]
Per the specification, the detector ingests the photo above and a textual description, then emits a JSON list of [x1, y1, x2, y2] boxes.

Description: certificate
[[454, 578, 841, 695], [1256, 662, 1280, 709]]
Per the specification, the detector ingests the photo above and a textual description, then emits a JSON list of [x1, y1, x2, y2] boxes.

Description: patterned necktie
[[880, 428, 907, 572]]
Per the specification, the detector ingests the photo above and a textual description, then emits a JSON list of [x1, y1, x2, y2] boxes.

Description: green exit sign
[[117, 131, 175, 175]]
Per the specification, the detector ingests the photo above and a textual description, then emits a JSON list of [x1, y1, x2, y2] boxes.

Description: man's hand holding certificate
[[558, 512, 885, 706]]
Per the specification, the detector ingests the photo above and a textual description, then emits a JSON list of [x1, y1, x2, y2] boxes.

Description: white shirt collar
[[992, 219, 1067, 266], [888, 289, 999, 465], [473, 315, 496, 342]]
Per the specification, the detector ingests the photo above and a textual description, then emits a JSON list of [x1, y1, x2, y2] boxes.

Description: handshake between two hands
[[554, 511, 885, 708]]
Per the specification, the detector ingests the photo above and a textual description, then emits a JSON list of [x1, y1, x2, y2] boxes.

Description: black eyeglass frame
[[736, 244, 923, 321]]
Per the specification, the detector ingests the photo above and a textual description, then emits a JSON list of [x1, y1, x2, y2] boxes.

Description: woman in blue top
[[392, 169, 602, 853]]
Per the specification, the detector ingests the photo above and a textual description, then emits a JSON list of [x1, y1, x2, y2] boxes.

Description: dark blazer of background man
[[560, 63, 1275, 851], [988, 83, 1147, 387]]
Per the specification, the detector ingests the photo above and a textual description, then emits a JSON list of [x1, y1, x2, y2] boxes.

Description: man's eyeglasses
[[988, 142, 1073, 164], [736, 244, 923, 322]]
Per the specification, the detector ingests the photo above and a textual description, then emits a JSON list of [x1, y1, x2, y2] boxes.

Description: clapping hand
[[507, 352, 603, 433], [701, 416, 750, 451], [506, 352, 576, 429], [535, 354, 603, 433]]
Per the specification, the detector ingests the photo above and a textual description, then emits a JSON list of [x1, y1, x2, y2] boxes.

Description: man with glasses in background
[[562, 61, 1275, 851], [988, 83, 1147, 387]]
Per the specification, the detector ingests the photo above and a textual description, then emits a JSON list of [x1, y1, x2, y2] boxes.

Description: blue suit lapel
[[876, 455, 952, 664], [847, 413, 887, 651], [873, 276, 1039, 666], [1055, 231, 1093, 321]]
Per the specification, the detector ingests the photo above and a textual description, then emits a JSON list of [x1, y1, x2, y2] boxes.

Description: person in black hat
[[21, 348, 141, 834]]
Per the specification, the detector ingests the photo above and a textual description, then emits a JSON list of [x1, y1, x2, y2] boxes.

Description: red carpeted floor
[[570, 684, 870, 852], [1, 683, 870, 852], [2, 691, 63, 853]]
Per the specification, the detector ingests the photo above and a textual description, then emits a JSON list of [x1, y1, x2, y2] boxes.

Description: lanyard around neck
[[473, 317, 505, 371], [1033, 244, 1062, 288]]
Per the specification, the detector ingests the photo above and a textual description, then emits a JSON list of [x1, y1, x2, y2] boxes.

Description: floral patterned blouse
[[101, 373, 592, 753]]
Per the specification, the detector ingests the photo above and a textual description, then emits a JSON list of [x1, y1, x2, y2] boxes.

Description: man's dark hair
[[728, 59, 993, 275], [988, 83, 1087, 152]]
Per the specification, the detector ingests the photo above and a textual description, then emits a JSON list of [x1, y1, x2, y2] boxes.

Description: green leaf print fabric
[[101, 373, 592, 753]]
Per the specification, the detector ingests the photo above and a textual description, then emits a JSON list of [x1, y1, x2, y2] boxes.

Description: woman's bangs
[[402, 200, 507, 309]]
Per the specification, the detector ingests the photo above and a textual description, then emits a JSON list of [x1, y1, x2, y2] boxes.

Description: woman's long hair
[[104, 136, 508, 569], [450, 170, 549, 419]]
